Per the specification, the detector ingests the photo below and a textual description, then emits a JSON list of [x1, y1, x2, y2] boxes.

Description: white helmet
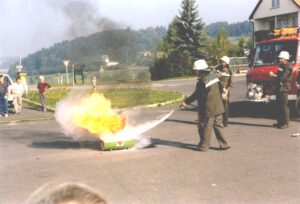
[[220, 56, 230, 65], [278, 51, 289, 60], [193, 59, 209, 70]]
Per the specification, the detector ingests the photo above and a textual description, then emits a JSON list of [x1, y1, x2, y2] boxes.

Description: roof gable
[[249, 0, 300, 20], [293, 0, 300, 7], [249, 0, 262, 19]]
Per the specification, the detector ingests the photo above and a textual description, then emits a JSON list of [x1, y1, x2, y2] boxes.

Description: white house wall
[[254, 20, 269, 31], [253, 0, 300, 19]]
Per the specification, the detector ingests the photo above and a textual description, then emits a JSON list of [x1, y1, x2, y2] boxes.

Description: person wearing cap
[[180, 59, 230, 151], [271, 51, 293, 129], [215, 56, 233, 127], [37, 75, 51, 112]]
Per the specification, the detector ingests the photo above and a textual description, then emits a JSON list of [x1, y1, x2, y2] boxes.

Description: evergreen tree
[[171, 0, 206, 58], [151, 0, 206, 80]]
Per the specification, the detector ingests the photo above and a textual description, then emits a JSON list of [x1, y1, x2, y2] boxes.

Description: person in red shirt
[[37, 75, 51, 112]]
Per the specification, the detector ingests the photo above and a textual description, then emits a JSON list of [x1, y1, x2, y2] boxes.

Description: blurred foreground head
[[26, 182, 106, 204]]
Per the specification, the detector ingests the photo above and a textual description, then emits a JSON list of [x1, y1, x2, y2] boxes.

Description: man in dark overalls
[[181, 59, 230, 151], [271, 51, 293, 129], [215, 56, 233, 127]]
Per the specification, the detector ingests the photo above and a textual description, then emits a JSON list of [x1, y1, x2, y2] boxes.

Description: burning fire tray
[[99, 139, 135, 151]]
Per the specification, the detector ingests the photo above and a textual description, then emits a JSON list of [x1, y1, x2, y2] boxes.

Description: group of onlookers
[[0, 74, 51, 117], [0, 74, 25, 117]]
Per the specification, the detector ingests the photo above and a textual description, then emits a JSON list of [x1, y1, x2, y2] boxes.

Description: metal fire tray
[[99, 139, 135, 151]]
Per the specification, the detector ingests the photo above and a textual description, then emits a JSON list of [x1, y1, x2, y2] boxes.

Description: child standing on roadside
[[37, 76, 51, 112]]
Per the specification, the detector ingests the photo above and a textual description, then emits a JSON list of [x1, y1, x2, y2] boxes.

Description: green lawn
[[27, 88, 183, 109]]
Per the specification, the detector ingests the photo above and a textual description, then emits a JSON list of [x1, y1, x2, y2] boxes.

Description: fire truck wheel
[[296, 96, 300, 116]]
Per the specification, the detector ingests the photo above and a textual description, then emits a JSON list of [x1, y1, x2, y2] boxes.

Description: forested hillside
[[206, 21, 252, 37], [9, 21, 251, 75], [13, 27, 166, 75]]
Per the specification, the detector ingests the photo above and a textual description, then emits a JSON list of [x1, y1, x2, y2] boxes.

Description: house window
[[269, 19, 275, 30], [271, 0, 280, 8], [291, 15, 298, 27], [277, 13, 298, 28]]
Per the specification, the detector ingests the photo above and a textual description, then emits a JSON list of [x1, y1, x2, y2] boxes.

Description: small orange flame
[[72, 93, 126, 136]]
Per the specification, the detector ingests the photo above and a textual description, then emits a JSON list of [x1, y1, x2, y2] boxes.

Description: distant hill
[[10, 27, 166, 75], [9, 21, 252, 75], [205, 21, 252, 37]]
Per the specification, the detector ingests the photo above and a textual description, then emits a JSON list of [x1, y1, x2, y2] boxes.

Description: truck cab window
[[253, 41, 297, 66]]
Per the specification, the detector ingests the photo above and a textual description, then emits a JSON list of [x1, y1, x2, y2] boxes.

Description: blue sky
[[0, 0, 258, 57]]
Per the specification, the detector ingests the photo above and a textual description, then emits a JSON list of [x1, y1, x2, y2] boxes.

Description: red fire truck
[[246, 27, 300, 114]]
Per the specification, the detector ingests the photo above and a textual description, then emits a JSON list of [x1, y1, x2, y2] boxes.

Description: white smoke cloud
[[55, 93, 92, 139], [55, 92, 174, 149]]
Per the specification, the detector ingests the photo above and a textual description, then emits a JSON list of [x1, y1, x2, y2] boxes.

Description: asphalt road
[[0, 75, 299, 204]]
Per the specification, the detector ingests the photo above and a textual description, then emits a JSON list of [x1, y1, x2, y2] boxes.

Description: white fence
[[229, 57, 249, 73]]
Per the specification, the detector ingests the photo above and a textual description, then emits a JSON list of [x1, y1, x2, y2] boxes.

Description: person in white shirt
[[13, 76, 25, 114]]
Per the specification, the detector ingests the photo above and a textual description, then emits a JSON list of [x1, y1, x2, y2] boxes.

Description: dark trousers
[[39, 92, 47, 111], [222, 100, 229, 123], [276, 92, 289, 125], [197, 115, 229, 150], [0, 93, 8, 115]]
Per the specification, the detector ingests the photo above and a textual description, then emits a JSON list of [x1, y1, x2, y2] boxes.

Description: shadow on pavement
[[229, 101, 276, 119], [29, 140, 100, 150], [172, 101, 299, 128], [228, 121, 273, 128], [181, 101, 299, 119], [174, 101, 300, 127], [209, 147, 230, 151], [151, 138, 198, 151], [151, 138, 226, 151], [230, 101, 299, 119]]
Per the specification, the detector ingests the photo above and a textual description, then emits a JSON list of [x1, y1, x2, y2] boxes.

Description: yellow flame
[[72, 93, 126, 136]]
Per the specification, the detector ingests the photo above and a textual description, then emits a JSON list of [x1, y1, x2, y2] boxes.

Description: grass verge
[[27, 88, 183, 109]]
